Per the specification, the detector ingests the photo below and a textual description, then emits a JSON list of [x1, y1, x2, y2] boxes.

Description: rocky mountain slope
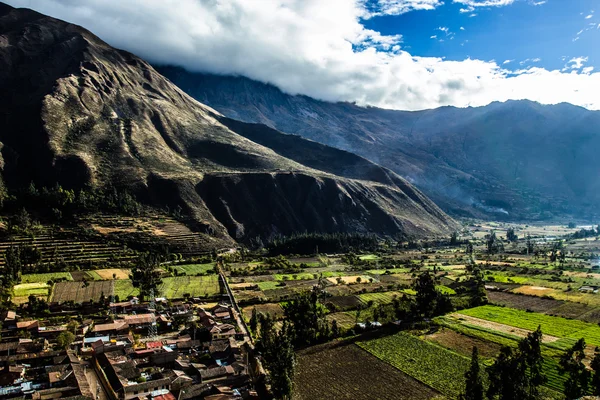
[[158, 66, 600, 221], [0, 3, 457, 245]]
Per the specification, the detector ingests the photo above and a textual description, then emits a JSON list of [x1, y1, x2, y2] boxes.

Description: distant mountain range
[[158, 66, 600, 221], [0, 3, 457, 245]]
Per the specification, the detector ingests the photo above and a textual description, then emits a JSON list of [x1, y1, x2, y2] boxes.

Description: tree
[[4, 246, 22, 286], [56, 331, 75, 349], [487, 346, 528, 400], [559, 338, 590, 400], [460, 346, 484, 400], [262, 321, 296, 399], [130, 253, 163, 300], [282, 290, 328, 346], [67, 320, 79, 334], [331, 319, 340, 338], [486, 231, 504, 254], [249, 307, 259, 334], [519, 325, 546, 399], [506, 228, 518, 242], [591, 347, 600, 395], [450, 231, 460, 246], [413, 271, 437, 318]]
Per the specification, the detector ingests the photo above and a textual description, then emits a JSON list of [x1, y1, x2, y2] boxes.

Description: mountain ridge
[[0, 3, 457, 246], [157, 65, 600, 220]]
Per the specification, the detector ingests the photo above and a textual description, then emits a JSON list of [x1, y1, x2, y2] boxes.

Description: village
[[0, 293, 261, 400]]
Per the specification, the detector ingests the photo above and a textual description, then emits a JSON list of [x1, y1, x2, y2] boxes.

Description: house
[[93, 320, 129, 335]]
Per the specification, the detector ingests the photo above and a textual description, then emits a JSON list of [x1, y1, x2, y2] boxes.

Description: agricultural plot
[[88, 268, 131, 280], [326, 275, 374, 285], [159, 276, 221, 298], [241, 303, 284, 321], [51, 281, 114, 303], [170, 263, 215, 276], [113, 280, 139, 299], [459, 305, 600, 346], [20, 272, 73, 284], [324, 295, 363, 310], [487, 291, 563, 313], [358, 332, 473, 398], [358, 291, 405, 304], [424, 328, 502, 358], [294, 343, 439, 400], [13, 282, 50, 298]]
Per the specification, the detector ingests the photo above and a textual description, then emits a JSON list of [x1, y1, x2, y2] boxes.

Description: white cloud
[[430, 35, 438, 39], [363, 0, 443, 17], [5, 0, 600, 111], [585, 14, 593, 19], [567, 56, 588, 69], [460, 26, 465, 30], [503, 59, 513, 64], [531, 58, 541, 62], [453, 0, 515, 7], [582, 67, 594, 74]]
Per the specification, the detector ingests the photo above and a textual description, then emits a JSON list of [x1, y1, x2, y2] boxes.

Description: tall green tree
[[282, 289, 328, 346], [258, 316, 296, 400], [460, 346, 484, 400], [591, 347, 600, 395], [413, 271, 437, 318], [519, 326, 546, 399], [130, 253, 163, 300], [487, 346, 528, 400], [559, 338, 590, 400]]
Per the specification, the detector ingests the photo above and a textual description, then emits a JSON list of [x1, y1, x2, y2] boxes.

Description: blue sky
[[364, 0, 598, 72], [6, 0, 600, 111]]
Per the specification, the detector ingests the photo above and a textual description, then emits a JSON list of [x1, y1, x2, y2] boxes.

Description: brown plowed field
[[294, 343, 440, 400]]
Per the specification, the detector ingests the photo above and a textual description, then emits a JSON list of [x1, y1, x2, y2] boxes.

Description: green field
[[170, 263, 215, 275], [160, 276, 221, 298], [359, 254, 380, 261], [436, 285, 456, 295], [257, 281, 282, 291], [113, 280, 139, 299], [13, 282, 50, 297], [20, 272, 73, 284], [358, 332, 472, 398], [458, 305, 600, 345]]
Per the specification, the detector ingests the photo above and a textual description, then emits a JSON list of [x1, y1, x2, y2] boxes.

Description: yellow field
[[94, 268, 131, 280]]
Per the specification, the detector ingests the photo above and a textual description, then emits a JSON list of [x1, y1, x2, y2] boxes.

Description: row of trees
[[462, 327, 600, 400], [266, 232, 380, 255]]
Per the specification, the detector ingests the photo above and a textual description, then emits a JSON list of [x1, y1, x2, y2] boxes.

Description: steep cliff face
[[0, 4, 457, 244], [159, 66, 600, 221]]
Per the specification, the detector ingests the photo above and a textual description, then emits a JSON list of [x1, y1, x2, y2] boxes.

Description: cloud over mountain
[[5, 0, 600, 110]]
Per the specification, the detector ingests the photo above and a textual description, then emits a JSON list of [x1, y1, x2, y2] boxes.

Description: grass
[[160, 276, 221, 298], [359, 254, 380, 261], [20, 272, 72, 284], [257, 281, 283, 291], [113, 280, 139, 299], [170, 263, 215, 276], [436, 285, 456, 295], [358, 332, 473, 398], [13, 282, 50, 297]]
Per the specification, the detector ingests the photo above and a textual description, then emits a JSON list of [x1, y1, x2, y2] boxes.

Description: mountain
[[158, 66, 600, 221], [0, 3, 457, 246]]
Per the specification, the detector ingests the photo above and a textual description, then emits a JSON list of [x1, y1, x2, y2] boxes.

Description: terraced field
[[0, 233, 136, 268]]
